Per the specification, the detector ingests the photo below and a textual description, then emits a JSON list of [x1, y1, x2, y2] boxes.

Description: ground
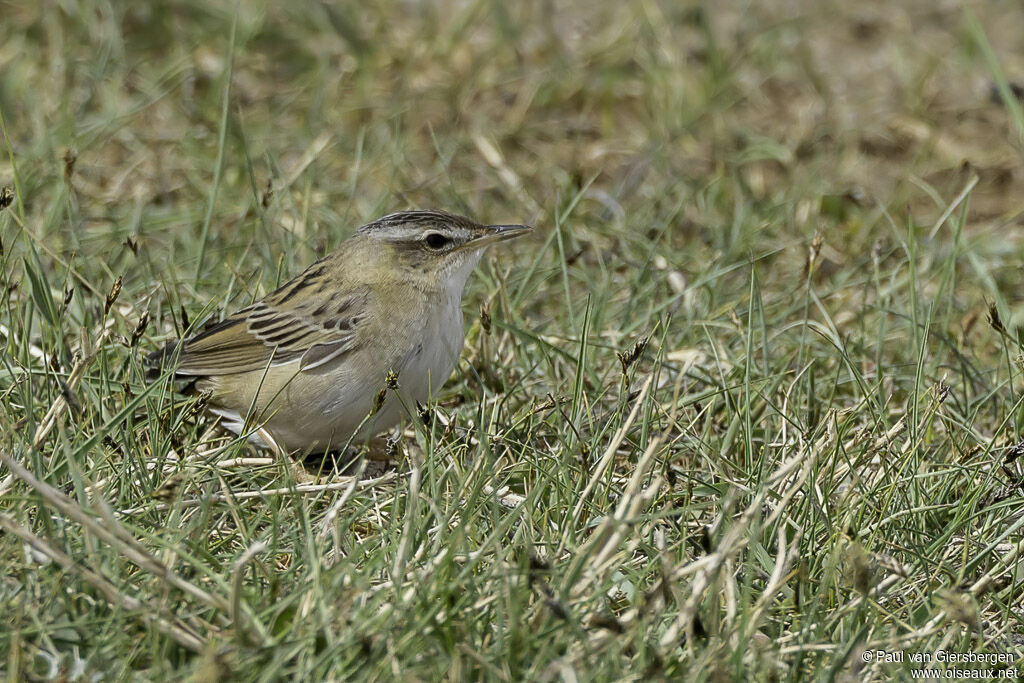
[[1, 0, 1023, 680]]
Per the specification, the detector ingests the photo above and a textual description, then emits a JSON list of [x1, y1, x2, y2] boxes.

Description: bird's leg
[[363, 429, 402, 461]]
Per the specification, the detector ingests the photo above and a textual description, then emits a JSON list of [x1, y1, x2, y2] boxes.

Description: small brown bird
[[147, 210, 531, 453]]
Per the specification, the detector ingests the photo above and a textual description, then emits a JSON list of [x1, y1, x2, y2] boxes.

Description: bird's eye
[[424, 232, 450, 250]]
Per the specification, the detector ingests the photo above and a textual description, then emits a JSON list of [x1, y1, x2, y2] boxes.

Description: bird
[[146, 210, 531, 454]]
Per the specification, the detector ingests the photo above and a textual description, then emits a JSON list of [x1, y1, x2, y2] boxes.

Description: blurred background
[[1, 0, 1021, 309]]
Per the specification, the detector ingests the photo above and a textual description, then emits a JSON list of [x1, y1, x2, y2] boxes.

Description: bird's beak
[[462, 224, 533, 251]]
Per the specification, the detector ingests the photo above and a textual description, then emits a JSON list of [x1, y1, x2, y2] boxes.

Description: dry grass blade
[[0, 512, 208, 653], [281, 132, 333, 193], [560, 373, 654, 554], [892, 531, 1024, 648], [0, 452, 236, 620], [231, 541, 269, 645], [472, 132, 540, 214], [658, 414, 835, 650], [5, 210, 104, 298], [117, 470, 399, 516], [32, 329, 111, 450], [392, 447, 423, 588], [570, 432, 665, 599], [737, 525, 800, 644]]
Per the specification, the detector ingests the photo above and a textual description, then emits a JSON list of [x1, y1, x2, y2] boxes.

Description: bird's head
[[357, 210, 532, 291]]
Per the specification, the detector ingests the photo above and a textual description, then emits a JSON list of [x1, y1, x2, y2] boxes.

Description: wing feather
[[300, 339, 355, 371], [150, 278, 371, 377]]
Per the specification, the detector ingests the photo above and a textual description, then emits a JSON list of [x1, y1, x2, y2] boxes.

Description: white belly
[[215, 294, 466, 452]]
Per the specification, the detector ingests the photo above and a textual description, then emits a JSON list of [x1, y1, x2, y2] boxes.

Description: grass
[[2, 0, 1024, 679]]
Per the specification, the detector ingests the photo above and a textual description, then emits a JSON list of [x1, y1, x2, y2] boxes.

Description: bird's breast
[[397, 294, 464, 401]]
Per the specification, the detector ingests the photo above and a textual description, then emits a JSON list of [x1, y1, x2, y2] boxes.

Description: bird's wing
[[153, 274, 372, 376]]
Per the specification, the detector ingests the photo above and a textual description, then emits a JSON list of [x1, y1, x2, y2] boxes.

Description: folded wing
[[149, 285, 371, 377]]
